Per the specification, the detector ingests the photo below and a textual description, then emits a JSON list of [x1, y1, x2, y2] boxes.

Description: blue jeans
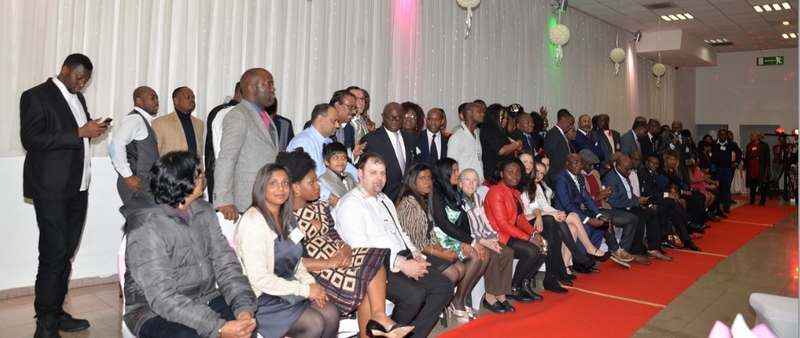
[[139, 296, 255, 338]]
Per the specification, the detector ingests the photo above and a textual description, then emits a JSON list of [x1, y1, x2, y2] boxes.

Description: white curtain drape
[[2, 0, 675, 157]]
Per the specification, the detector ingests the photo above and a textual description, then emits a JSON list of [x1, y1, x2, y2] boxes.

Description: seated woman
[[430, 158, 491, 321], [484, 157, 545, 302], [396, 164, 465, 284], [122, 151, 257, 338], [480, 104, 523, 180], [276, 149, 411, 338], [235, 164, 339, 338], [521, 154, 606, 284], [457, 168, 517, 314], [688, 157, 718, 212]]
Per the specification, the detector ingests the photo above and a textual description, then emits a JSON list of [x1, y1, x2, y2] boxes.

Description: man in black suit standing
[[20, 53, 109, 337], [544, 108, 575, 179], [592, 114, 621, 174], [415, 107, 448, 167], [361, 102, 416, 201], [510, 113, 536, 152]]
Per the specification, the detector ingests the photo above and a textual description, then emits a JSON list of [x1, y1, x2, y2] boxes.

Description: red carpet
[[439, 204, 796, 337]]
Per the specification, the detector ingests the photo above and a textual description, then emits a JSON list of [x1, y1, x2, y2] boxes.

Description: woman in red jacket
[[484, 158, 546, 303]]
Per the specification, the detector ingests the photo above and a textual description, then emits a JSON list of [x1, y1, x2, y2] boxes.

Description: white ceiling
[[567, 0, 799, 53]]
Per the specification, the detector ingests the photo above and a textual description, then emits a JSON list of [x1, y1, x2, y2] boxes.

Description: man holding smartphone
[[20, 53, 110, 337]]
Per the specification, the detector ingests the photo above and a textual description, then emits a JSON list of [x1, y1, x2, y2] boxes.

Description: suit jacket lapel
[[45, 79, 80, 128]]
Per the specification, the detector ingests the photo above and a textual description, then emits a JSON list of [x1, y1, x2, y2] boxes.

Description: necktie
[[571, 174, 581, 192], [259, 111, 277, 145], [635, 136, 641, 153], [258, 111, 271, 130], [429, 134, 439, 164], [355, 119, 366, 138], [525, 134, 532, 150], [394, 132, 406, 174]]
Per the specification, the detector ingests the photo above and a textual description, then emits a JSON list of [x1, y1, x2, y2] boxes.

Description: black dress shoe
[[684, 240, 701, 251], [556, 276, 573, 287], [508, 285, 535, 302], [34, 317, 60, 338], [572, 263, 600, 274], [701, 223, 711, 229], [661, 241, 680, 250], [500, 300, 516, 313], [481, 297, 507, 314], [716, 211, 728, 218], [568, 273, 577, 280], [688, 223, 706, 234], [586, 251, 611, 262], [722, 208, 731, 213], [58, 312, 90, 332], [707, 212, 720, 222], [522, 279, 544, 301]]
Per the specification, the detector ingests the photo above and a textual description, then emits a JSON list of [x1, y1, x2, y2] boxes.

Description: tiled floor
[[1, 200, 796, 338]]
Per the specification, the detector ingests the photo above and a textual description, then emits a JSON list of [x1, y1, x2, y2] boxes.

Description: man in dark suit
[[573, 114, 604, 163], [415, 108, 448, 167], [204, 82, 242, 204], [361, 102, 416, 201], [544, 109, 575, 179], [509, 113, 536, 152], [592, 114, 621, 174], [20, 54, 109, 337], [552, 154, 633, 268], [639, 155, 701, 251], [640, 119, 663, 160], [620, 120, 647, 156], [602, 155, 672, 263]]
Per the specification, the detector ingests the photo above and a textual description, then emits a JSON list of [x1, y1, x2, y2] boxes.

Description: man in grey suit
[[620, 120, 647, 156], [214, 68, 279, 221], [592, 113, 621, 173]]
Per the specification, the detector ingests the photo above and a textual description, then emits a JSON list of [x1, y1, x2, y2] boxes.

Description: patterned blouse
[[396, 195, 440, 250]]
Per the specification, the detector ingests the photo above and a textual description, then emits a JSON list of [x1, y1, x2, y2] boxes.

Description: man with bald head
[[573, 113, 605, 162], [449, 102, 485, 183], [592, 113, 621, 174], [214, 68, 279, 221], [109, 86, 160, 203], [602, 155, 672, 263], [359, 102, 417, 201]]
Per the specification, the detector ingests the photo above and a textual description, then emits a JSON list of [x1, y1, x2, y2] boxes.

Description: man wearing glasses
[[360, 102, 417, 201]]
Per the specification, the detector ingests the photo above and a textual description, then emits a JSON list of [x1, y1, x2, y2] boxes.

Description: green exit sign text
[[757, 56, 784, 66]]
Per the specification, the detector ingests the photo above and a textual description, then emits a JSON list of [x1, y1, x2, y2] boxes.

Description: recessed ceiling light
[[676, 14, 686, 20], [669, 14, 679, 20], [754, 6, 763, 12], [773, 4, 782, 10], [783, 21, 790, 26], [764, 5, 772, 11], [782, 33, 790, 39], [685, 13, 694, 19], [782, 2, 791, 9], [662, 15, 671, 21], [790, 33, 797, 38]]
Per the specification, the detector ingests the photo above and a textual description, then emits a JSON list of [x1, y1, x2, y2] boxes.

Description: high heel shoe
[[447, 303, 471, 323], [586, 249, 611, 262], [365, 320, 414, 338]]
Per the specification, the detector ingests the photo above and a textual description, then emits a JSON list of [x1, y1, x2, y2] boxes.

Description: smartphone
[[102, 118, 113, 124]]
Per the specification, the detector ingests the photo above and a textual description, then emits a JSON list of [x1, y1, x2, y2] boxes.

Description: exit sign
[[757, 56, 784, 66]]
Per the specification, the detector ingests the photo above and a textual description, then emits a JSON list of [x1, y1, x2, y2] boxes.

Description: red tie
[[259, 111, 271, 130]]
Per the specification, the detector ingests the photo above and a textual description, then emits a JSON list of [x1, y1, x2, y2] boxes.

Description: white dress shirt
[[108, 107, 153, 178], [52, 77, 90, 191]]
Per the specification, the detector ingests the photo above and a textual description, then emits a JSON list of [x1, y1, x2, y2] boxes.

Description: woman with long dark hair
[[275, 149, 411, 338], [484, 158, 545, 302], [480, 103, 523, 180], [430, 158, 491, 321], [122, 151, 258, 338], [395, 163, 465, 284], [235, 164, 339, 338]]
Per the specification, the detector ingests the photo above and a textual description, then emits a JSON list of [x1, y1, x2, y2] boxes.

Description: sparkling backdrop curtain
[[1, 0, 674, 157]]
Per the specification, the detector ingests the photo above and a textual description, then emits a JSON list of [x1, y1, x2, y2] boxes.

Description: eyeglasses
[[340, 102, 356, 111], [403, 114, 417, 119]]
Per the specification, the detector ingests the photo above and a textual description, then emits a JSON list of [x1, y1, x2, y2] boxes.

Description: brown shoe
[[630, 255, 651, 265], [648, 250, 673, 261], [611, 249, 634, 262]]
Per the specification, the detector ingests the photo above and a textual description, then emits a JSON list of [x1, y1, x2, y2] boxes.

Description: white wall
[[695, 48, 798, 143], [0, 156, 125, 291]]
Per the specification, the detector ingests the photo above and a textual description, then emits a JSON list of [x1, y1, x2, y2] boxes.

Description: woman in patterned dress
[[275, 149, 411, 338]]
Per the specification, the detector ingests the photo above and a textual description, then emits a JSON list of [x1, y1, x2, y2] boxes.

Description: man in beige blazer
[[152, 87, 204, 165], [214, 68, 279, 221]]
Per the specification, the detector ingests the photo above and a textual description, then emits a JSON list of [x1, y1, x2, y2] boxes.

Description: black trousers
[[620, 207, 660, 255], [680, 193, 707, 223], [386, 267, 453, 337], [541, 216, 569, 281], [138, 296, 257, 338], [506, 237, 545, 286], [653, 198, 691, 241], [33, 191, 88, 319]]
